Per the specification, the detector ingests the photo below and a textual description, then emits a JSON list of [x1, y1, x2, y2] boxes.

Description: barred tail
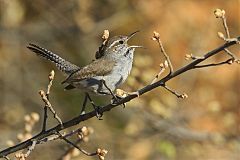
[[27, 43, 80, 75]]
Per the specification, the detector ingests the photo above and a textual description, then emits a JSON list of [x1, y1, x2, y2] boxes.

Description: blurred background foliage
[[0, 0, 239, 159]]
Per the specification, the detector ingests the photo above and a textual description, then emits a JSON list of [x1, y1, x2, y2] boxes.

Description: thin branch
[[224, 48, 240, 64], [193, 58, 233, 69], [57, 132, 97, 157], [46, 70, 54, 99], [224, 48, 236, 59], [214, 9, 230, 39], [59, 139, 81, 160], [41, 106, 48, 132], [162, 85, 188, 99], [24, 140, 37, 158], [152, 31, 174, 74], [42, 70, 55, 132], [151, 62, 167, 84], [222, 14, 230, 39], [39, 90, 63, 127]]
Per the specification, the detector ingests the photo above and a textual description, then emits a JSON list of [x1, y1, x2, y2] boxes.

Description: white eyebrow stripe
[[109, 40, 119, 48]]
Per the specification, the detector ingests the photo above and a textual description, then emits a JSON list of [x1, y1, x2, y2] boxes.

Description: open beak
[[127, 30, 140, 41], [127, 31, 144, 50]]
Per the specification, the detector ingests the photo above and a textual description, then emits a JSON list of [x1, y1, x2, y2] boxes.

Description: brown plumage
[[62, 58, 116, 83]]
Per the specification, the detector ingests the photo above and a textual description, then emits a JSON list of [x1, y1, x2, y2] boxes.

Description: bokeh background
[[0, 0, 239, 159]]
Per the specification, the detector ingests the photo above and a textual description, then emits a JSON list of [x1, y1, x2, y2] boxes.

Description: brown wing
[[62, 58, 116, 84]]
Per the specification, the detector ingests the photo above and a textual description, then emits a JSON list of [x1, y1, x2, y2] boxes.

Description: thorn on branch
[[152, 31, 174, 74]]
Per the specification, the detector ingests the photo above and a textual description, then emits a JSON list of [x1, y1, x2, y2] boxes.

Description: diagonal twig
[[24, 140, 37, 158], [57, 132, 97, 157], [39, 90, 63, 127], [162, 85, 188, 99], [193, 58, 234, 69], [152, 31, 174, 74], [42, 70, 55, 132]]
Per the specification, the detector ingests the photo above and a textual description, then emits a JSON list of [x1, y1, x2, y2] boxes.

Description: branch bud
[[30, 112, 40, 122], [214, 9, 225, 18], [159, 63, 164, 68], [24, 115, 31, 123], [180, 93, 188, 99], [97, 148, 108, 160], [217, 32, 225, 40], [38, 90, 45, 97], [115, 89, 128, 98], [235, 59, 240, 64], [102, 30, 109, 45], [152, 31, 160, 41], [164, 60, 169, 68], [49, 70, 55, 81], [185, 54, 191, 60]]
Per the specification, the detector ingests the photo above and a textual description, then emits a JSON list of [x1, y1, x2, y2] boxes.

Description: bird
[[27, 31, 141, 117]]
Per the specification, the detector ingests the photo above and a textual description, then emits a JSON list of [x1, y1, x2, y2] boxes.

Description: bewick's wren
[[27, 31, 140, 97]]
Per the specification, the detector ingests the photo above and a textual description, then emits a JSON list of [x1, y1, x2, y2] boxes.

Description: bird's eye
[[119, 40, 124, 44]]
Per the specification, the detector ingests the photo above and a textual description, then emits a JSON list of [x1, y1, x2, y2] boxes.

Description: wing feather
[[62, 58, 115, 83]]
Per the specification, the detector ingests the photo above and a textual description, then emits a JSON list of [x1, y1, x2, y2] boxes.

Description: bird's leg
[[85, 93, 103, 120], [100, 79, 121, 105], [80, 93, 88, 115]]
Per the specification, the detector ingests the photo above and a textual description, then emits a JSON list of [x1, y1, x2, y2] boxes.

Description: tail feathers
[[27, 43, 80, 75]]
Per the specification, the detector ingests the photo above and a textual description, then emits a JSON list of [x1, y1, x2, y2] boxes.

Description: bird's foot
[[94, 106, 103, 120]]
